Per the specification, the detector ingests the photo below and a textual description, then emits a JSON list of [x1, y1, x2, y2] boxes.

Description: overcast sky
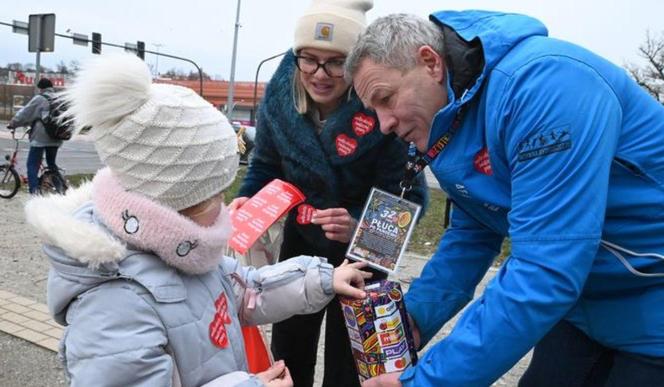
[[2, 0, 663, 82]]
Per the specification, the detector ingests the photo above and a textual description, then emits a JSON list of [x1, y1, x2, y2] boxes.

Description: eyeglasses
[[294, 55, 346, 78]]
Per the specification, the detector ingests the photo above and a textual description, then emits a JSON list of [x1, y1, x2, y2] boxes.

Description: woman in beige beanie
[[230, 1, 429, 386]]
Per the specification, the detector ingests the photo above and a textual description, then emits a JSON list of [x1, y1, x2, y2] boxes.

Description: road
[[0, 129, 103, 177]]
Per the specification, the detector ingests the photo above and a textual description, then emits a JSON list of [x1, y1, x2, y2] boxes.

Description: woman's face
[[297, 48, 350, 113]]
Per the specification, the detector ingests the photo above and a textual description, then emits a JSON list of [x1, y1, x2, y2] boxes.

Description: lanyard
[[400, 103, 468, 198]]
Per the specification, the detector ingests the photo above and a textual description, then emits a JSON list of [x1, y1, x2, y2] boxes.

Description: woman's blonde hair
[[292, 68, 310, 115]]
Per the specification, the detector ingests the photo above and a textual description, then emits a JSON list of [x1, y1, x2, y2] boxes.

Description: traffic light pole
[[251, 50, 287, 125], [0, 20, 205, 97], [53, 32, 206, 96]]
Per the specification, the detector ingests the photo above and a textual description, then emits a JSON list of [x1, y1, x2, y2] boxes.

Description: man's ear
[[417, 45, 444, 83]]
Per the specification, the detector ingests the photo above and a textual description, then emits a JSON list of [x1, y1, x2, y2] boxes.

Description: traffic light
[[137, 41, 145, 60], [92, 32, 101, 54]]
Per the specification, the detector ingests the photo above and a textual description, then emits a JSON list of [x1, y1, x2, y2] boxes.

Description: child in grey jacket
[[25, 54, 371, 387]]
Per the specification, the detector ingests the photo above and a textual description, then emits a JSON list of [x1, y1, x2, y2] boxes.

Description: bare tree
[[56, 60, 70, 74], [69, 60, 81, 73], [626, 30, 664, 104]]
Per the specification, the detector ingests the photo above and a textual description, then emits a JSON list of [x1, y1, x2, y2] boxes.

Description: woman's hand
[[333, 259, 373, 298], [228, 196, 249, 213], [256, 360, 293, 387], [311, 208, 357, 243]]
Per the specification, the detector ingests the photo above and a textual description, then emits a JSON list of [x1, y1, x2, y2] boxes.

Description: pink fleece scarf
[[92, 168, 232, 274]]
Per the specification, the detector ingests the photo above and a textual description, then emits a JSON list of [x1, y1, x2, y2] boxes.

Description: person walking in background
[[229, 1, 428, 386], [7, 78, 62, 194], [25, 53, 374, 387], [346, 11, 664, 387]]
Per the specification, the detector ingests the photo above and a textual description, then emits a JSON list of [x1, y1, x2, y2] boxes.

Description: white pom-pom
[[60, 53, 152, 132]]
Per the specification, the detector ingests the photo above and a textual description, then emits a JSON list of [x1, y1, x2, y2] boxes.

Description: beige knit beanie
[[294, 0, 373, 55], [61, 54, 239, 211]]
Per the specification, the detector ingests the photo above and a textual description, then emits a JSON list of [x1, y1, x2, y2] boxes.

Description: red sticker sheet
[[229, 179, 306, 254]]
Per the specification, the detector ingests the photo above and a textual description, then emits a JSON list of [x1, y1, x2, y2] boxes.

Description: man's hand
[[311, 207, 357, 243], [362, 372, 403, 387], [407, 314, 421, 349]]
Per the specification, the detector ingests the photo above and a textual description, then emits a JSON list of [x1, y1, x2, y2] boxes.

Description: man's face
[[353, 47, 447, 152]]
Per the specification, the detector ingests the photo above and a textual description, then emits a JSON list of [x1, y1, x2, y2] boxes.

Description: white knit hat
[[62, 54, 239, 211], [294, 0, 373, 55]]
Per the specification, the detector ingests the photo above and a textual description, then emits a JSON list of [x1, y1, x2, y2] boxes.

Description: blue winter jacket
[[402, 10, 664, 386]]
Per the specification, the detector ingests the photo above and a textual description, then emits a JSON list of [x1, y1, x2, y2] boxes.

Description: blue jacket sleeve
[[404, 203, 502, 346], [237, 105, 284, 198], [401, 57, 622, 386]]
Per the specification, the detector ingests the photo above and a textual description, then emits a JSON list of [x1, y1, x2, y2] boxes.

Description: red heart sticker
[[214, 292, 232, 324], [474, 147, 493, 175], [352, 112, 375, 137], [335, 134, 358, 157], [209, 316, 229, 348], [209, 293, 232, 348], [297, 204, 315, 225]]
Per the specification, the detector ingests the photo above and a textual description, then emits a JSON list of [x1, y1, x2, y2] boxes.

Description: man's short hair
[[37, 78, 53, 89], [345, 13, 445, 81]]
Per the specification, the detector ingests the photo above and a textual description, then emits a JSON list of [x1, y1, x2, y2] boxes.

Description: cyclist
[[7, 78, 62, 194]]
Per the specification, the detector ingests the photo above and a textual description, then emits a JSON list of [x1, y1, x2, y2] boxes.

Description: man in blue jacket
[[345, 11, 664, 387]]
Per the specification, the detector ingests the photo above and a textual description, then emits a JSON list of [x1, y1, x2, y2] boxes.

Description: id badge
[[346, 188, 421, 274]]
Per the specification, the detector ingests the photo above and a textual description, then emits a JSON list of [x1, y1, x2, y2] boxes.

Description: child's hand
[[228, 197, 249, 213], [333, 259, 373, 299], [256, 360, 293, 387]]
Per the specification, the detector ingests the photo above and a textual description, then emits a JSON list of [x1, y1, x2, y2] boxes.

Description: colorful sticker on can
[[340, 280, 418, 383]]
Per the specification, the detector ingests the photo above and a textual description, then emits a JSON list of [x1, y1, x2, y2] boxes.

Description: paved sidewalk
[[0, 290, 62, 353]]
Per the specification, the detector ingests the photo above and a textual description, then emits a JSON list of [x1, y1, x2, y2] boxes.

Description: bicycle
[[1, 127, 68, 199]]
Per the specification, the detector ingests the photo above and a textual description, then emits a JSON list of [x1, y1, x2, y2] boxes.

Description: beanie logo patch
[[352, 112, 375, 137], [315, 23, 334, 42], [335, 134, 358, 157]]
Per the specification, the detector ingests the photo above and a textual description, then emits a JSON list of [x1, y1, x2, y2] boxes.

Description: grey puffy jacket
[[26, 183, 336, 387], [10, 88, 62, 147]]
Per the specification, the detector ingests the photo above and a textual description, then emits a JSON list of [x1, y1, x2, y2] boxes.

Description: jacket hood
[[426, 10, 548, 148], [25, 182, 127, 266], [25, 183, 130, 322], [26, 180, 214, 324]]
